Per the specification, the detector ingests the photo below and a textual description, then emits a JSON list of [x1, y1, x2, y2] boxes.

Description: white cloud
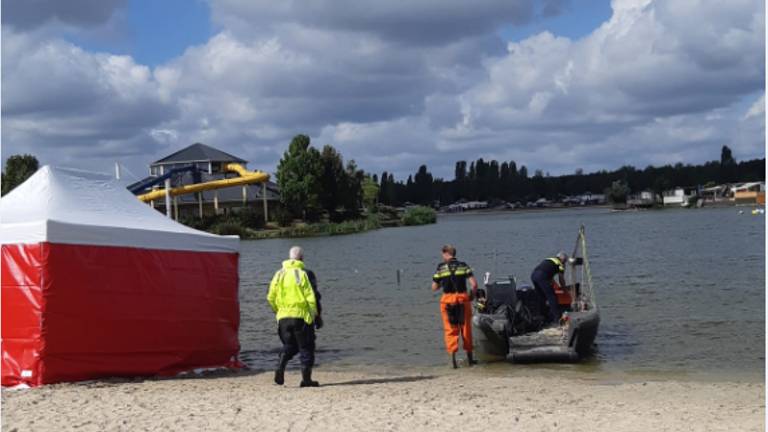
[[1, 30, 175, 168], [744, 93, 765, 120], [1, 0, 764, 179]]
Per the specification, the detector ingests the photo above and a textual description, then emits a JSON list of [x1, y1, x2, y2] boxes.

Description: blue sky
[[500, 0, 612, 42], [124, 0, 213, 66], [2, 0, 764, 178], [67, 0, 213, 67]]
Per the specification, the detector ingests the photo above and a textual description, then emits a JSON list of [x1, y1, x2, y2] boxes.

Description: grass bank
[[183, 206, 437, 240]]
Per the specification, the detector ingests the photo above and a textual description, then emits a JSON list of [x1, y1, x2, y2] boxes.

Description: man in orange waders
[[431, 244, 479, 368]]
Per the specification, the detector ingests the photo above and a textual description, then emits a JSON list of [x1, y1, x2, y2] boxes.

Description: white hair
[[289, 246, 303, 260]]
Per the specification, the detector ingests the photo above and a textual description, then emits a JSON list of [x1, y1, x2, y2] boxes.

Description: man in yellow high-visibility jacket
[[268, 246, 319, 387]]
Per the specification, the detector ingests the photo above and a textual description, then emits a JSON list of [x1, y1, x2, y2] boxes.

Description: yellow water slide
[[137, 163, 269, 202]]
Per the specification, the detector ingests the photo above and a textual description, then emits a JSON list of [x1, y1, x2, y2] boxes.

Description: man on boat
[[268, 246, 320, 387], [431, 244, 479, 368], [531, 251, 568, 325]]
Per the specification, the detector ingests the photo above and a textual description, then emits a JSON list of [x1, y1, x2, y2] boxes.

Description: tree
[[386, 173, 397, 205], [454, 161, 467, 181], [276, 134, 322, 221], [379, 171, 390, 204], [719, 145, 737, 183], [405, 175, 414, 203], [605, 180, 630, 204], [413, 165, 433, 205], [318, 145, 346, 217], [519, 165, 528, 179], [2, 154, 39, 196], [341, 160, 364, 216], [362, 175, 379, 211]]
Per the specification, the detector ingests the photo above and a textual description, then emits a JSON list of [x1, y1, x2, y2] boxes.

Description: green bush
[[274, 207, 294, 227], [234, 207, 266, 230], [401, 206, 437, 226], [209, 221, 248, 237], [179, 214, 222, 231]]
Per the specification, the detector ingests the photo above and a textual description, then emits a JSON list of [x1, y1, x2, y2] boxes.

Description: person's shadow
[[320, 375, 436, 387]]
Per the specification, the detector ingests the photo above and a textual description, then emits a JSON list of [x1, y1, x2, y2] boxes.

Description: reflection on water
[[238, 207, 765, 379]]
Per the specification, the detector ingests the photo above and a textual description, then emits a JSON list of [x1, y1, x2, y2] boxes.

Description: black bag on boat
[[514, 285, 547, 333]]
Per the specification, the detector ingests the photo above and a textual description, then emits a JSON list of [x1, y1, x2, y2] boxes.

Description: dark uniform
[[433, 258, 474, 354], [531, 258, 564, 323], [306, 270, 323, 350]]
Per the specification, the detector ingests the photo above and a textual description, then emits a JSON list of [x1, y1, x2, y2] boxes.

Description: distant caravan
[[472, 226, 599, 362]]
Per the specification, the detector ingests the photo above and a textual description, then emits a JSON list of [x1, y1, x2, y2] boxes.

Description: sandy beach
[[2, 368, 763, 432]]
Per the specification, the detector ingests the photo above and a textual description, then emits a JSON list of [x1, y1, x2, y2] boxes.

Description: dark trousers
[[278, 318, 315, 367], [531, 272, 560, 323]]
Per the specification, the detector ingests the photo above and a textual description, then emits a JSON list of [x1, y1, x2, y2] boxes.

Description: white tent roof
[[1, 166, 239, 253]]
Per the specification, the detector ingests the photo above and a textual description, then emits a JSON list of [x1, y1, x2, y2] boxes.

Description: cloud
[[1, 0, 126, 30], [744, 93, 765, 120], [209, 0, 568, 45], [1, 30, 176, 168], [426, 0, 765, 174], [1, 0, 764, 180]]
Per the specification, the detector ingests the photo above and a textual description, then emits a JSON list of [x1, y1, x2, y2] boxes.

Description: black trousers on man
[[531, 271, 560, 324], [278, 318, 315, 367]]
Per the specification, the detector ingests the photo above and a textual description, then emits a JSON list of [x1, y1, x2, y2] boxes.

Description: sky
[[2, 0, 765, 182]]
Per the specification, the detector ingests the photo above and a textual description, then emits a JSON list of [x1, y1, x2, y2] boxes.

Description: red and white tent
[[1, 166, 242, 386]]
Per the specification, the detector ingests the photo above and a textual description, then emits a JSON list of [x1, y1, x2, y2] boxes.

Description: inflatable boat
[[472, 226, 599, 362]]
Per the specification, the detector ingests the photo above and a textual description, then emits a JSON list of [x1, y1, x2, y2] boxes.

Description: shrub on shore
[[401, 206, 437, 226], [209, 221, 249, 237]]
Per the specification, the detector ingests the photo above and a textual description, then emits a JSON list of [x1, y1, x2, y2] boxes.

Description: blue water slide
[[128, 164, 202, 194]]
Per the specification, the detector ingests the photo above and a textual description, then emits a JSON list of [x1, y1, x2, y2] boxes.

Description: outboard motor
[[473, 278, 518, 357]]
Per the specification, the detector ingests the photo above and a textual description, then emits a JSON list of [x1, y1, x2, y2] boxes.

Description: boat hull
[[473, 308, 599, 363]]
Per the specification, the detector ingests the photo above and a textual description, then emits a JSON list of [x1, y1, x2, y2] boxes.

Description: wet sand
[[2, 368, 764, 432]]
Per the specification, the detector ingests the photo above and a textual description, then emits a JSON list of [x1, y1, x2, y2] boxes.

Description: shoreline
[[3, 367, 763, 431]]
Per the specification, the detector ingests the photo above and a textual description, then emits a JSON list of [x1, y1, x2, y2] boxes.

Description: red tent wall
[[1, 243, 45, 386], [2, 242, 240, 386]]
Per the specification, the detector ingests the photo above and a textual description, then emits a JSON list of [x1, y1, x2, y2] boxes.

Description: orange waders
[[440, 292, 473, 353]]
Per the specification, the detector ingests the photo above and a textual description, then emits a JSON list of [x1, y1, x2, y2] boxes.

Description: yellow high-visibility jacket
[[267, 259, 317, 324]]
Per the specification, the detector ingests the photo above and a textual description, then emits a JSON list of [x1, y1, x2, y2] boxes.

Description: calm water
[[238, 207, 765, 380]]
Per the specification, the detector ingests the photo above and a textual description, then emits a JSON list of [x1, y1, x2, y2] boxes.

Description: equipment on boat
[[472, 226, 599, 362]]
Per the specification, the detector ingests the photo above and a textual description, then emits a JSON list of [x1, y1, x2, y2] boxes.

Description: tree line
[[3, 142, 763, 218], [376, 146, 765, 207]]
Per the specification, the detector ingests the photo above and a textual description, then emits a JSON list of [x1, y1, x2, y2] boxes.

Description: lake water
[[238, 207, 765, 380]]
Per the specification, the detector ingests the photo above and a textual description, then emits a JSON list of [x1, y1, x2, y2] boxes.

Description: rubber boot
[[274, 353, 289, 385], [466, 351, 478, 366], [300, 367, 319, 387], [451, 353, 458, 369]]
